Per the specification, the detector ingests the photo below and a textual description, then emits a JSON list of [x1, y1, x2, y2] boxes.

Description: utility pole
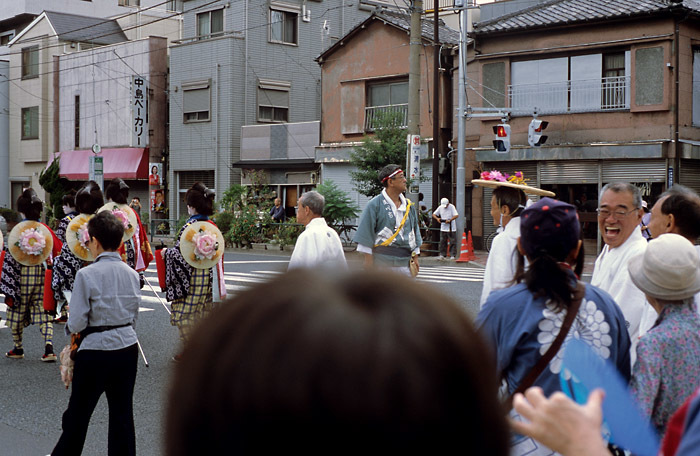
[[406, 0, 422, 203], [432, 0, 440, 213], [455, 0, 469, 243]]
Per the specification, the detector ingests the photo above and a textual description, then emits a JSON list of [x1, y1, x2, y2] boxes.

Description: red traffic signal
[[492, 124, 511, 153]]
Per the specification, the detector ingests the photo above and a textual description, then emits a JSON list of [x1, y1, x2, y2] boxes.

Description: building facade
[[168, 0, 380, 217], [464, 0, 700, 249]]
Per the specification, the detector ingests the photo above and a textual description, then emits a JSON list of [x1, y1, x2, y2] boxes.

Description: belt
[[81, 323, 132, 337], [372, 245, 412, 258]]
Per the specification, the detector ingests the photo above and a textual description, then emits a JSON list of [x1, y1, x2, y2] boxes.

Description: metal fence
[[364, 104, 408, 131], [508, 76, 630, 115]]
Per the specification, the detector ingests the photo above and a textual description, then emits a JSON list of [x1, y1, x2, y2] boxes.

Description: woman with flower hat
[[51, 181, 104, 323], [161, 182, 226, 361], [472, 171, 554, 307], [104, 178, 153, 287], [0, 188, 62, 361], [475, 197, 631, 456]]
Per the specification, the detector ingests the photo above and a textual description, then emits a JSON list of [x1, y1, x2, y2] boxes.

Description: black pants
[[52, 344, 138, 456], [439, 231, 457, 257]]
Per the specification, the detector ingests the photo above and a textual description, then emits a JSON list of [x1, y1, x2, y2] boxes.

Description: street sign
[[89, 155, 104, 190], [409, 134, 421, 179]]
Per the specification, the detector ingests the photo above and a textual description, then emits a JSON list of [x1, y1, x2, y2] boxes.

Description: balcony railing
[[364, 104, 408, 131], [508, 76, 630, 115]]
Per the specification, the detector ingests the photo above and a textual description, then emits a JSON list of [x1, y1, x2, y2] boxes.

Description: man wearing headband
[[353, 164, 422, 275]]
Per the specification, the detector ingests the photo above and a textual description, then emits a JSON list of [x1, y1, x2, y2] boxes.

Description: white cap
[[441, 198, 449, 207]]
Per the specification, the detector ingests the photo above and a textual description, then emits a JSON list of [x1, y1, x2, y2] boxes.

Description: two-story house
[[315, 10, 459, 215], [168, 0, 381, 218], [465, 0, 700, 248]]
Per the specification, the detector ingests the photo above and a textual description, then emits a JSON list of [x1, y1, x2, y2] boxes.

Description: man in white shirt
[[591, 182, 650, 365], [288, 191, 347, 270], [646, 184, 700, 316], [432, 198, 459, 260]]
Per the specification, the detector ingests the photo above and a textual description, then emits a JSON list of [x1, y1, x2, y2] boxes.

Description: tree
[[38, 156, 71, 222], [316, 180, 359, 227], [349, 111, 407, 198]]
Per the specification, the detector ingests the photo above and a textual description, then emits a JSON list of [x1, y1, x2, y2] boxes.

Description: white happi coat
[[288, 217, 347, 270], [592, 227, 656, 366], [480, 217, 521, 307]]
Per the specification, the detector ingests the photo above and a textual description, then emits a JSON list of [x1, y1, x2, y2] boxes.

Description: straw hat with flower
[[471, 170, 554, 197], [8, 221, 54, 266], [98, 202, 137, 242], [179, 221, 225, 270], [67, 213, 95, 262]]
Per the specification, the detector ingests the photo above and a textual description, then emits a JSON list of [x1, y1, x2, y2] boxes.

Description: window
[[365, 80, 408, 130], [75, 96, 80, 148], [693, 50, 700, 126], [182, 80, 211, 123], [197, 9, 223, 39], [21, 46, 39, 79], [270, 7, 298, 45], [257, 79, 290, 122], [21, 106, 39, 140], [0, 32, 14, 45], [118, 0, 139, 5], [509, 52, 630, 114]]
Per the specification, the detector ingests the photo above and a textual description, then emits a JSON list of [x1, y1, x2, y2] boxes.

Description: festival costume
[[354, 190, 422, 271], [480, 218, 520, 307], [52, 252, 140, 456], [1, 221, 62, 353], [476, 274, 631, 456], [630, 304, 700, 435], [288, 217, 347, 270], [118, 210, 153, 273], [163, 214, 226, 343], [591, 226, 654, 366], [55, 211, 79, 244]]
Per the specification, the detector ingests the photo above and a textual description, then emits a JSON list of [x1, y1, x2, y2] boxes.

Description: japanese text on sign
[[408, 134, 421, 180], [132, 76, 149, 147]]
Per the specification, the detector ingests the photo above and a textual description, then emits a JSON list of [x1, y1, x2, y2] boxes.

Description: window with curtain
[[21, 46, 39, 79], [197, 9, 223, 39], [21, 106, 39, 140], [270, 8, 298, 45]]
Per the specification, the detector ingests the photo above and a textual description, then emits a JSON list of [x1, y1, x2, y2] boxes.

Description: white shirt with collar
[[592, 226, 654, 366], [480, 217, 521, 307], [288, 217, 347, 270], [357, 189, 420, 256]]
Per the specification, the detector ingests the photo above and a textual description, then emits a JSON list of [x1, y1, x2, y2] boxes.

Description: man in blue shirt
[[52, 211, 141, 456]]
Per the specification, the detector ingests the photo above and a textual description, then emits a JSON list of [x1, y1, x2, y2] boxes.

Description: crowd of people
[[1, 164, 700, 455]]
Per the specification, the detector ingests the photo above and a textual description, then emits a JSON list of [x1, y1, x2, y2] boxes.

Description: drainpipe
[[216, 63, 221, 195], [673, 19, 681, 184], [244, 0, 249, 126]]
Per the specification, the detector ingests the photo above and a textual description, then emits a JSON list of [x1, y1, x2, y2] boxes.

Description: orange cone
[[456, 230, 476, 262]]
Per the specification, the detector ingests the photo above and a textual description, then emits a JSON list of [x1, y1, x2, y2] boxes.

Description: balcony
[[508, 76, 630, 115], [364, 104, 408, 131]]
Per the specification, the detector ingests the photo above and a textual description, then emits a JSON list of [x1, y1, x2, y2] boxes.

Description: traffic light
[[492, 124, 511, 154], [528, 119, 548, 147]]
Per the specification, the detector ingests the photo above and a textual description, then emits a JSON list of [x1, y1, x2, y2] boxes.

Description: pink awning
[[47, 148, 149, 180]]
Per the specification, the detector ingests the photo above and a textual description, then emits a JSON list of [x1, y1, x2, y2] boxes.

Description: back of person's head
[[75, 181, 104, 214], [105, 178, 129, 204], [517, 197, 582, 310], [493, 186, 528, 218], [299, 191, 324, 216], [61, 191, 76, 208], [87, 210, 124, 251], [166, 269, 508, 455], [185, 182, 215, 216], [17, 188, 43, 220], [599, 182, 642, 208], [378, 164, 402, 188], [660, 185, 700, 241]]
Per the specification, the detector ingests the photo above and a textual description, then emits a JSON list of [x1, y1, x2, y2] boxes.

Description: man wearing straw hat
[[471, 171, 554, 306]]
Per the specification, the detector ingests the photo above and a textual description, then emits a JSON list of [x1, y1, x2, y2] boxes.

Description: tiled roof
[[318, 9, 461, 60], [45, 11, 128, 45], [376, 10, 461, 45], [474, 0, 700, 34]]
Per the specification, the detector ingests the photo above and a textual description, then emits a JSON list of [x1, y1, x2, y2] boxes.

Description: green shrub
[[274, 216, 303, 248], [226, 206, 265, 247]]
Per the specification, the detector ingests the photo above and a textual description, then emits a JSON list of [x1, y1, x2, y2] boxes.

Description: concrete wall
[[57, 37, 168, 154], [0, 60, 9, 208]]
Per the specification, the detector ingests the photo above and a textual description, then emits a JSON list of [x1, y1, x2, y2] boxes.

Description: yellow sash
[[374, 200, 413, 248]]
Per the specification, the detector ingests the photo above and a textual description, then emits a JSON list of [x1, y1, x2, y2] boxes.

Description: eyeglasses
[[596, 207, 639, 220]]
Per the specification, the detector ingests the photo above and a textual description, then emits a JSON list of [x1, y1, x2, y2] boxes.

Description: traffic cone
[[456, 230, 476, 262]]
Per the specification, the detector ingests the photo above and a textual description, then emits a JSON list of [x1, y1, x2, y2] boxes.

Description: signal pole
[[406, 0, 422, 202]]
